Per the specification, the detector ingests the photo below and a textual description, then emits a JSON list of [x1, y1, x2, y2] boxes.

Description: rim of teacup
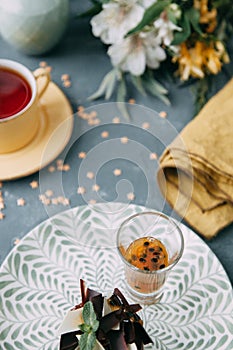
[[0, 59, 37, 123]]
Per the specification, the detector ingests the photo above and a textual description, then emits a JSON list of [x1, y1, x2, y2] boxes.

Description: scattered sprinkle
[[56, 196, 70, 206], [86, 172, 95, 180], [51, 198, 59, 205], [88, 118, 100, 126], [63, 80, 71, 88], [112, 117, 120, 124], [150, 153, 158, 160], [78, 152, 86, 159], [101, 131, 109, 138], [39, 195, 51, 206], [113, 169, 122, 176], [142, 122, 150, 129], [78, 105, 85, 113], [45, 190, 53, 197], [121, 136, 129, 144], [77, 107, 100, 125], [17, 198, 26, 206], [48, 165, 56, 173], [127, 192, 135, 201], [30, 180, 39, 189], [61, 73, 71, 88], [0, 212, 5, 220], [56, 159, 63, 166], [77, 186, 86, 195], [62, 198, 70, 206], [159, 111, 167, 118], [14, 238, 21, 245], [61, 74, 70, 81], [89, 199, 97, 205], [92, 184, 100, 192], [62, 164, 70, 172], [90, 111, 97, 118], [128, 98, 136, 104], [39, 61, 47, 68]]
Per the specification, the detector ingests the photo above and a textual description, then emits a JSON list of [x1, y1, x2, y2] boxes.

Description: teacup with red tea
[[0, 59, 50, 153]]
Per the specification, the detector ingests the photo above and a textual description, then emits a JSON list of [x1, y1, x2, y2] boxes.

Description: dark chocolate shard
[[134, 322, 153, 345], [123, 320, 135, 344], [108, 330, 129, 350], [100, 308, 124, 333], [60, 330, 80, 350], [90, 294, 104, 321]]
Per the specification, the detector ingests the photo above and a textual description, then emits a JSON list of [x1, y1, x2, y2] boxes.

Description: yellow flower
[[194, 0, 217, 33], [172, 40, 229, 81]]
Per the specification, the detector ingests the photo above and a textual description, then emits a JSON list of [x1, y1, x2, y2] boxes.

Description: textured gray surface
[[0, 1, 233, 287]]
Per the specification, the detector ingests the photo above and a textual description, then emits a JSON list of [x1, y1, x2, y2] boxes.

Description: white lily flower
[[154, 15, 181, 46], [139, 0, 157, 8], [90, 0, 144, 44], [108, 31, 166, 76]]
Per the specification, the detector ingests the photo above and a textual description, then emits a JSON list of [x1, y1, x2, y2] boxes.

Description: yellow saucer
[[0, 82, 73, 181]]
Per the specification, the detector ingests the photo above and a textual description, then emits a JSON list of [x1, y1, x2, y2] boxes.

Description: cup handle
[[33, 68, 50, 99]]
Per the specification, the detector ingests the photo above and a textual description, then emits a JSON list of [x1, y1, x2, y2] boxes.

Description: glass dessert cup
[[117, 211, 184, 305]]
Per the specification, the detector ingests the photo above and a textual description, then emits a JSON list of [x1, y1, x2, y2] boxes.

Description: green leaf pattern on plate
[[0, 203, 232, 350]]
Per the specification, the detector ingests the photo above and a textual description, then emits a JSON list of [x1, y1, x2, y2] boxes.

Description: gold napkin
[[157, 78, 233, 239]]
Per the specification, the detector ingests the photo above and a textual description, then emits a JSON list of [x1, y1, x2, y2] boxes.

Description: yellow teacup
[[0, 59, 50, 153]]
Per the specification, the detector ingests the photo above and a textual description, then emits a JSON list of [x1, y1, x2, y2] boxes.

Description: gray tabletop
[[0, 1, 233, 288]]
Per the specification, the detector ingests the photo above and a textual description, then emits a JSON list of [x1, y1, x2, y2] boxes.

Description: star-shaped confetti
[[17, 198, 26, 206], [127, 192, 135, 201], [142, 122, 150, 129], [78, 152, 86, 159], [112, 117, 120, 124], [121, 137, 129, 144], [159, 111, 167, 118], [30, 180, 39, 189], [113, 169, 122, 176], [150, 152, 158, 160], [45, 190, 53, 197], [92, 184, 100, 192], [86, 172, 95, 180], [101, 131, 109, 138], [77, 186, 86, 195]]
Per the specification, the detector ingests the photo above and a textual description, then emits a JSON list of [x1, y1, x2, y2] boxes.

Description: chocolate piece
[[59, 280, 153, 350], [60, 330, 81, 350]]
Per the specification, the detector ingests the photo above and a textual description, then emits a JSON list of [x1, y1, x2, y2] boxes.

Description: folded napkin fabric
[[157, 79, 233, 239]]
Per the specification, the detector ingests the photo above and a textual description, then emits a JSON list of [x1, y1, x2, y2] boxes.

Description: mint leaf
[[82, 301, 97, 326], [79, 332, 96, 350]]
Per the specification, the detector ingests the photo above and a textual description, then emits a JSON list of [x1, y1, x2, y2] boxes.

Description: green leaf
[[82, 301, 97, 326], [116, 76, 130, 120], [88, 69, 118, 101], [172, 13, 191, 45], [79, 332, 96, 350], [186, 8, 203, 35], [142, 73, 170, 105], [126, 0, 171, 36], [130, 74, 147, 96]]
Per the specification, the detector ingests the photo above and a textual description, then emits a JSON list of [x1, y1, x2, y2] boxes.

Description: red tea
[[0, 67, 32, 119]]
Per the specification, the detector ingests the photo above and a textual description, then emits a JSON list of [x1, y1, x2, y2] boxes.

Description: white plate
[[0, 203, 232, 350]]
